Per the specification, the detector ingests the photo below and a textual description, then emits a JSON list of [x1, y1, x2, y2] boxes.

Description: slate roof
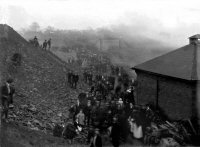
[[133, 37, 200, 81], [189, 34, 200, 39]]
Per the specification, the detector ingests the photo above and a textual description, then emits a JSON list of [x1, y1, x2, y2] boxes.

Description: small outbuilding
[[133, 35, 200, 124]]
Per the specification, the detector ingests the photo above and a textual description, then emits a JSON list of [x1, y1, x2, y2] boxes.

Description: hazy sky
[[1, 0, 200, 46]]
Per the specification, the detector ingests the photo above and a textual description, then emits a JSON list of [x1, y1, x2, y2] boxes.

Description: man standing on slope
[[47, 38, 51, 50], [43, 40, 47, 50], [1, 78, 15, 122]]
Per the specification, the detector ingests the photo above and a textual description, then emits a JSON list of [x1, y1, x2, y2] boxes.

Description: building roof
[[133, 37, 200, 81], [189, 34, 200, 39]]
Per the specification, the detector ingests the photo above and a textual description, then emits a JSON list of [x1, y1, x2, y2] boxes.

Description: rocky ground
[[1, 46, 91, 144], [5, 80, 88, 133]]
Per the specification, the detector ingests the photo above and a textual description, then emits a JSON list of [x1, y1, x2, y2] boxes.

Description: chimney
[[189, 34, 200, 45]]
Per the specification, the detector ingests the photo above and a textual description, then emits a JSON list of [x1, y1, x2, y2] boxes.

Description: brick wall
[[158, 76, 193, 120], [136, 71, 157, 105], [196, 83, 200, 126], [135, 70, 194, 120]]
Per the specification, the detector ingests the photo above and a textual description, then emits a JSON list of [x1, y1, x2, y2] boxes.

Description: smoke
[[2, 0, 200, 47], [17, 2, 200, 67], [95, 19, 176, 66]]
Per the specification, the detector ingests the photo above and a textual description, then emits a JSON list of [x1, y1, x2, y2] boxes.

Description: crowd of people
[[65, 67, 179, 147], [67, 69, 138, 147]]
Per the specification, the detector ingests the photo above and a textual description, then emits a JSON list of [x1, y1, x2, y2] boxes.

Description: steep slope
[[0, 24, 86, 134]]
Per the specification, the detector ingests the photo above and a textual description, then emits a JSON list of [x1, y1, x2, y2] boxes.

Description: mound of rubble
[[0, 24, 88, 134]]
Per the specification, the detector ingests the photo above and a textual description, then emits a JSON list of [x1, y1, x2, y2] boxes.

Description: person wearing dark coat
[[1, 79, 14, 122], [115, 85, 121, 97], [118, 111, 129, 142], [84, 100, 92, 126], [90, 128, 102, 147], [110, 116, 121, 147], [43, 40, 47, 50], [105, 109, 113, 127], [47, 38, 51, 50], [88, 73, 93, 86], [33, 36, 39, 47], [125, 102, 134, 118], [8, 85, 15, 109], [34, 36, 38, 42], [74, 74, 79, 89], [68, 71, 73, 87], [83, 71, 88, 83], [69, 99, 82, 121]]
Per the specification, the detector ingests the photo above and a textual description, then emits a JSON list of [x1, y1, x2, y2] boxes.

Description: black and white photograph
[[1, 0, 200, 146]]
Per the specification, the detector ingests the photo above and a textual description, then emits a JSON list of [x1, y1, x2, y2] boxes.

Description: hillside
[[0, 24, 88, 146]]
